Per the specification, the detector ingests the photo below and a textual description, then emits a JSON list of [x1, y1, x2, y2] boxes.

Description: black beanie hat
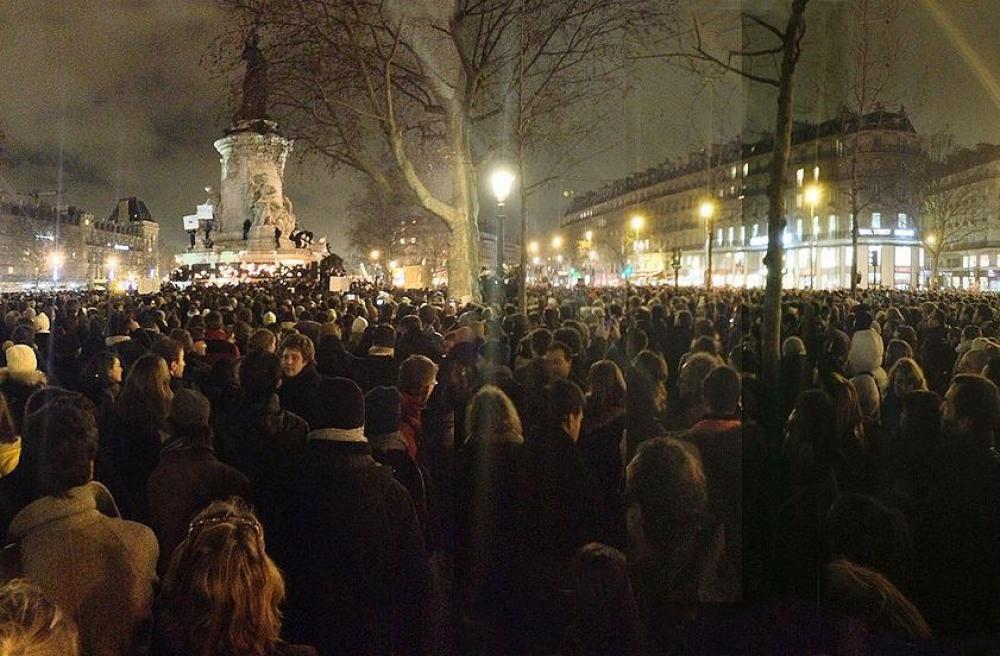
[[312, 377, 365, 430], [365, 386, 402, 436]]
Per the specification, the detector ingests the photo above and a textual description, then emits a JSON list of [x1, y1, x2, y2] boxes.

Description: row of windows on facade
[[629, 212, 911, 251], [961, 254, 1000, 269], [672, 246, 923, 275]]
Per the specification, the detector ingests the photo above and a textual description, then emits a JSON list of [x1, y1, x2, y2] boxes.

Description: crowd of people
[[0, 281, 996, 655]]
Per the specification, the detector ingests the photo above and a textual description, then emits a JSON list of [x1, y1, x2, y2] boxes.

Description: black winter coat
[[281, 437, 428, 656]]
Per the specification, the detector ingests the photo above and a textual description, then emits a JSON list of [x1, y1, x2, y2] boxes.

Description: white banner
[[182, 215, 199, 230]]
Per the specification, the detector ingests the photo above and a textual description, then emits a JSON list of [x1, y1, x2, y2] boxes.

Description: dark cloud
[[3, 1, 1000, 257]]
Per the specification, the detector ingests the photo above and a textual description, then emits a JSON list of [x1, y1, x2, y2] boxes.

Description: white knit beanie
[[5, 344, 37, 374], [263, 311, 277, 325], [351, 316, 369, 334]]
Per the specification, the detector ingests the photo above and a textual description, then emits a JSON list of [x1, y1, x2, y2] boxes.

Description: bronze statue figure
[[234, 29, 268, 123]]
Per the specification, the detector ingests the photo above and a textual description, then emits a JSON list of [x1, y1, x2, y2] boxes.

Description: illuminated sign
[[113, 244, 130, 251]]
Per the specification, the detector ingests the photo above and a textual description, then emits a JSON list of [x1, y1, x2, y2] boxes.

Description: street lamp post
[[804, 183, 822, 289], [671, 248, 682, 289], [699, 201, 716, 290], [491, 169, 515, 273]]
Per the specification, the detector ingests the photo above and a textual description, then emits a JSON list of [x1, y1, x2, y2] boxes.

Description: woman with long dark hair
[[78, 351, 124, 425], [97, 353, 173, 522], [579, 360, 627, 502]]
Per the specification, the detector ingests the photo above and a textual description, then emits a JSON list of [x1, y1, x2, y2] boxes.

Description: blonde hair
[[0, 579, 79, 656], [824, 559, 932, 640], [465, 385, 523, 447], [160, 498, 285, 656]]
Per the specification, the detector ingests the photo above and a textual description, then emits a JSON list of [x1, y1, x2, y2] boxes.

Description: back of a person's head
[[782, 336, 806, 358], [625, 438, 706, 548], [586, 360, 626, 415], [827, 493, 914, 591], [25, 396, 99, 498], [625, 329, 648, 357], [161, 498, 284, 656], [823, 559, 931, 642], [399, 314, 422, 335], [247, 328, 277, 354], [119, 354, 171, 428], [205, 310, 224, 331], [0, 579, 79, 656], [678, 352, 718, 397], [372, 324, 397, 348], [240, 351, 281, 402], [702, 365, 740, 416], [528, 328, 552, 358], [849, 373, 881, 419], [887, 358, 926, 397], [311, 377, 365, 431], [544, 379, 585, 432], [465, 385, 523, 448], [553, 326, 582, 358], [397, 355, 438, 397], [570, 543, 642, 656], [632, 349, 667, 384]]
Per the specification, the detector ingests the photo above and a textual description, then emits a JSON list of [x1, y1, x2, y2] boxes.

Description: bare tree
[[217, 0, 673, 302], [837, 0, 904, 293], [346, 177, 451, 284], [642, 1, 811, 425], [919, 134, 992, 288]]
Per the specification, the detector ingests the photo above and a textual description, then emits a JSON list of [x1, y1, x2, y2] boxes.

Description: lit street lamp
[[48, 251, 65, 283], [491, 168, 515, 272], [804, 183, 823, 289], [699, 200, 716, 290]]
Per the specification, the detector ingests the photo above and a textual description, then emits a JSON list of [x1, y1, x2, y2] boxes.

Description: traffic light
[[870, 252, 879, 267]]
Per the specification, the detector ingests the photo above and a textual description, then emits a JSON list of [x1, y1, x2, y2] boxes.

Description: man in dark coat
[[282, 377, 428, 656], [314, 321, 359, 380], [916, 374, 1000, 637], [513, 379, 613, 652], [147, 388, 250, 575], [277, 333, 324, 428], [356, 324, 399, 392], [919, 308, 954, 395]]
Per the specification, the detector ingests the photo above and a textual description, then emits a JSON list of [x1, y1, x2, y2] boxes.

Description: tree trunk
[[762, 0, 809, 433], [850, 211, 859, 293], [446, 114, 481, 302], [517, 143, 529, 313], [930, 249, 941, 289]]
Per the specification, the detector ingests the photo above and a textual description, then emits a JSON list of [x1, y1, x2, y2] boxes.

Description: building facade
[[560, 108, 928, 290], [0, 196, 159, 288]]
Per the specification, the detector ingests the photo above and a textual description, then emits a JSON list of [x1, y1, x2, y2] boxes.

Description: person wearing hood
[[0, 345, 47, 433], [32, 312, 51, 364], [281, 377, 428, 656]]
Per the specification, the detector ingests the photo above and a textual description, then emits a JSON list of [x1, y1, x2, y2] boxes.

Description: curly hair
[[160, 498, 286, 656]]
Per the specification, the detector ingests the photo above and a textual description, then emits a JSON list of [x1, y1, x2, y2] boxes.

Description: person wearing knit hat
[[282, 375, 428, 656], [263, 311, 277, 326], [0, 344, 47, 433]]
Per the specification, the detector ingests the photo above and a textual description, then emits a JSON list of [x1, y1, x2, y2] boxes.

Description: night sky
[[3, 1, 1000, 261]]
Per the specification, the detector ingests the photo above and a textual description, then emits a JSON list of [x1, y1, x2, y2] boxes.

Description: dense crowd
[[0, 281, 996, 655]]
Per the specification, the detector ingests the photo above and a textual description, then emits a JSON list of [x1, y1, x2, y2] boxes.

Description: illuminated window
[[731, 166, 737, 179], [752, 224, 760, 238], [897, 212, 907, 228], [845, 246, 854, 265], [828, 215, 838, 233], [813, 166, 820, 181], [739, 225, 746, 243], [871, 212, 881, 229], [742, 163, 749, 176], [728, 226, 734, 244], [796, 194, 802, 209], [717, 228, 723, 245], [821, 248, 836, 268], [981, 254, 991, 267], [812, 216, 820, 236], [796, 219, 803, 238], [895, 247, 911, 267], [796, 168, 805, 187]]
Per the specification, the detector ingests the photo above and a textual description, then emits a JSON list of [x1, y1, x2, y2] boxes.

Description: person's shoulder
[[270, 643, 319, 656]]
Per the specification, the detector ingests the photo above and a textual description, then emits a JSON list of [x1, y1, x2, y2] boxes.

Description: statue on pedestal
[[234, 29, 269, 124]]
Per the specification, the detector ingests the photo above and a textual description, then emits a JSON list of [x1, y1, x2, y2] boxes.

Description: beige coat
[[6, 481, 158, 656]]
